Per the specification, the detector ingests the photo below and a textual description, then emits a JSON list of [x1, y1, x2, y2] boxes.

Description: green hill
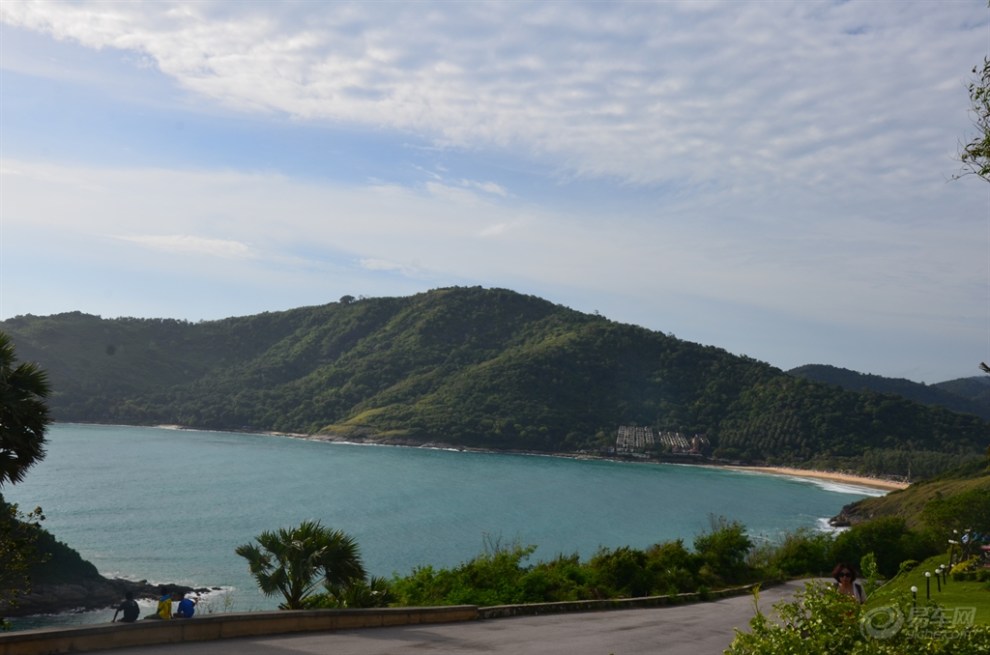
[[3, 287, 988, 478], [831, 456, 990, 531], [788, 364, 990, 420]]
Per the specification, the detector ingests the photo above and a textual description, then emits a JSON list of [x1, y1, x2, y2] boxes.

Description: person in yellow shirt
[[144, 586, 173, 620]]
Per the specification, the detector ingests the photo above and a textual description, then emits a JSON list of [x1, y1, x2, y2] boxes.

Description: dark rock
[[5, 577, 209, 617]]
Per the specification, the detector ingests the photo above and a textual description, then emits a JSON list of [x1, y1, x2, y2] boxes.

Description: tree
[[0, 332, 49, 626], [693, 515, 753, 584], [0, 501, 46, 627], [0, 333, 51, 487], [235, 520, 366, 609], [959, 57, 990, 182]]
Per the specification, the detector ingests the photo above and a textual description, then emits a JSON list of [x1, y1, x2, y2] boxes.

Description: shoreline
[[718, 465, 909, 491], [278, 429, 913, 492], [153, 424, 914, 492]]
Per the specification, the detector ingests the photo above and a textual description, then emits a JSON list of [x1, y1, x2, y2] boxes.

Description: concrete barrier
[[0, 584, 767, 655], [479, 583, 761, 619], [0, 605, 479, 655]]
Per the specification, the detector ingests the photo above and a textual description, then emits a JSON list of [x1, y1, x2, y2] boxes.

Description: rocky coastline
[[7, 577, 212, 618]]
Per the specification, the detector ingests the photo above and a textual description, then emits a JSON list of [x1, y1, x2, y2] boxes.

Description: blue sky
[[1, 1, 989, 384]]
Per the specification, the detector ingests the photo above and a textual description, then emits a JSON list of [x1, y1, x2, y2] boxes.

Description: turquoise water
[[3, 424, 880, 628]]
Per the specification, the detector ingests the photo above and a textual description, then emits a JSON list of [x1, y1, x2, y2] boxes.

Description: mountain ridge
[[788, 363, 990, 420], [3, 286, 988, 479]]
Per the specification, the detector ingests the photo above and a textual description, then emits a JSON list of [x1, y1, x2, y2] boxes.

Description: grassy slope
[[869, 555, 990, 626], [841, 477, 990, 529]]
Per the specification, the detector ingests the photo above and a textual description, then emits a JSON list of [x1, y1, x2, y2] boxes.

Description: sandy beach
[[166, 424, 913, 492], [724, 465, 909, 491]]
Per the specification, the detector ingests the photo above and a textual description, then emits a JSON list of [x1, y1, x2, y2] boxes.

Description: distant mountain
[[788, 364, 990, 420], [3, 287, 988, 479]]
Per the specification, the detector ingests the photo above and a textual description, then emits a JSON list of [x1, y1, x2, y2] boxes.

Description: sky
[[1, 1, 989, 384]]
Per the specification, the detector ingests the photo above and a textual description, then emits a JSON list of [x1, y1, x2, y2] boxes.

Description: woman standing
[[832, 563, 866, 604]]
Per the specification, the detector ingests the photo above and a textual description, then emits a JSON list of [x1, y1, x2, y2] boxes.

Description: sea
[[2, 423, 884, 629]]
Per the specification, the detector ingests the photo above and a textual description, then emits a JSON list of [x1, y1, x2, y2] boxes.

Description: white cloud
[[4, 1, 985, 198], [359, 258, 421, 277], [113, 234, 254, 259]]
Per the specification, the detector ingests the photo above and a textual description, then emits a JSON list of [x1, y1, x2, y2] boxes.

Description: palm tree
[[0, 332, 50, 488], [235, 520, 366, 609]]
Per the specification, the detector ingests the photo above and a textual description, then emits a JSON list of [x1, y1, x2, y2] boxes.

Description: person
[[112, 591, 140, 623], [832, 563, 866, 604], [174, 591, 196, 618], [145, 586, 173, 620]]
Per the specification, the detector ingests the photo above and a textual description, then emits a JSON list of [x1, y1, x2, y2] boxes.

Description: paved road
[[92, 581, 803, 655]]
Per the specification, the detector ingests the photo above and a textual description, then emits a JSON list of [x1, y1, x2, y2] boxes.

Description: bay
[[3, 424, 880, 628]]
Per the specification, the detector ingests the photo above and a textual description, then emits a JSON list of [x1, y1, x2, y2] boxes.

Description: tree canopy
[[235, 520, 366, 610], [960, 57, 990, 182], [0, 332, 50, 487]]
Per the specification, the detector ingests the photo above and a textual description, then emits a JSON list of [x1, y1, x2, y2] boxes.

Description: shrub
[[830, 516, 934, 578], [519, 553, 587, 602], [588, 546, 653, 598], [897, 559, 919, 575], [760, 527, 834, 578], [389, 543, 537, 607], [693, 516, 753, 585], [727, 581, 990, 654]]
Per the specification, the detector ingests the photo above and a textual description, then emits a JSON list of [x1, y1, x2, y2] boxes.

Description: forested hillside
[[3, 287, 988, 478], [789, 364, 990, 420]]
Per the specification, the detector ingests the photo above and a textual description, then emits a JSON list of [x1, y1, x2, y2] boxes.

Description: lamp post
[[925, 571, 931, 600], [934, 567, 942, 593], [911, 585, 918, 607]]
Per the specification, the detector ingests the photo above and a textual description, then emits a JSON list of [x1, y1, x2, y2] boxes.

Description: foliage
[[389, 542, 542, 606], [859, 552, 881, 597], [834, 463, 990, 531], [235, 520, 366, 610], [791, 363, 990, 420], [390, 521, 764, 607], [922, 487, 990, 549], [750, 527, 834, 579], [727, 582, 990, 654], [693, 516, 752, 585], [302, 576, 393, 609], [0, 499, 47, 627], [26, 528, 102, 586], [3, 289, 987, 478], [0, 332, 51, 487], [832, 516, 934, 579], [959, 57, 990, 182], [0, 334, 51, 627]]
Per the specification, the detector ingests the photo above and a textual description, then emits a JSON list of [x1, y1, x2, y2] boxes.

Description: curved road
[[91, 581, 804, 655]]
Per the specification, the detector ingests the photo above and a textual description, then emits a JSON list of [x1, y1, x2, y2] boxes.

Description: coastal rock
[[7, 578, 209, 617]]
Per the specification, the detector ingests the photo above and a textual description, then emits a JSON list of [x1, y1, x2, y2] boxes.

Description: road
[[90, 580, 804, 655]]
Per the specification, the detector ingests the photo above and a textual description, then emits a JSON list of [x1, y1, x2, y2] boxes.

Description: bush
[[727, 581, 990, 654], [830, 517, 934, 578], [759, 528, 834, 578], [897, 559, 919, 575], [693, 516, 753, 585], [389, 542, 537, 606]]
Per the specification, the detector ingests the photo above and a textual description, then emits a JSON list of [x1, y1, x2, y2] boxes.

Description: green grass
[[868, 555, 990, 625]]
